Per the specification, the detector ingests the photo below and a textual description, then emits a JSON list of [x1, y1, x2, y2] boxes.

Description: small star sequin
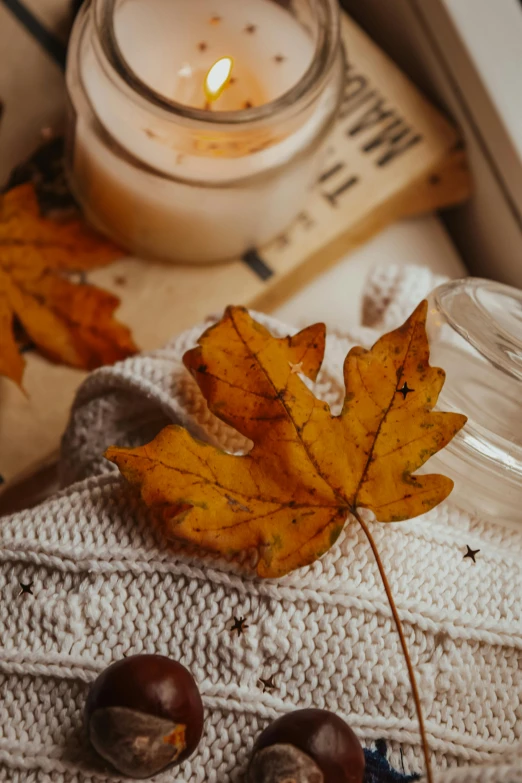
[[289, 361, 303, 374], [245, 24, 257, 34], [198, 41, 208, 52], [259, 675, 277, 693], [397, 382, 415, 399], [274, 54, 286, 64], [19, 582, 34, 596], [464, 545, 480, 563], [230, 616, 249, 637]]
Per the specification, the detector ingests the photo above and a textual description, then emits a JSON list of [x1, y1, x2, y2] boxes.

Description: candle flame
[[204, 57, 234, 102]]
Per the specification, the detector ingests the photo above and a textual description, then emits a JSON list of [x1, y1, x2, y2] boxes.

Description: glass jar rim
[[92, 0, 341, 127], [429, 277, 522, 485], [432, 277, 522, 383]]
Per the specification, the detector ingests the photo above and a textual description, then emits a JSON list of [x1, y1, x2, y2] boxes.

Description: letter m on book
[[348, 98, 423, 167]]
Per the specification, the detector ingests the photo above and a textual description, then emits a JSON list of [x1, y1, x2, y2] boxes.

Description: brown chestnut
[[247, 708, 365, 783], [85, 654, 204, 779]]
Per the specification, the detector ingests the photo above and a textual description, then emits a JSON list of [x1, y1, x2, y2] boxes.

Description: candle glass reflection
[[65, 0, 344, 264]]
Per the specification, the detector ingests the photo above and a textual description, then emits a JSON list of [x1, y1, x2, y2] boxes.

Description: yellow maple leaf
[[0, 183, 137, 386], [106, 303, 466, 578]]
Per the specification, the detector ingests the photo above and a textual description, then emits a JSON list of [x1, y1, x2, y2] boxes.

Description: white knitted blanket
[[0, 265, 521, 783]]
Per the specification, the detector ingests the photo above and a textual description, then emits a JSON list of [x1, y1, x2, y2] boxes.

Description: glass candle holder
[[65, 0, 344, 264], [426, 278, 522, 528]]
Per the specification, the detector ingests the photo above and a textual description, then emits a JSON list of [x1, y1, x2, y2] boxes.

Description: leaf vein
[[353, 319, 417, 506], [230, 309, 347, 506]]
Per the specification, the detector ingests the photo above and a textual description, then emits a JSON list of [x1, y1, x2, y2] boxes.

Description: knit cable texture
[[0, 265, 521, 782]]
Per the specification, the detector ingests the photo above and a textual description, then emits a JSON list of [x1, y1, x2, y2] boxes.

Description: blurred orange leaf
[[107, 303, 466, 577], [0, 183, 136, 387]]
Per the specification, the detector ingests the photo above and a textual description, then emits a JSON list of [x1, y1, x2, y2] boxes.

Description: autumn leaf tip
[[182, 345, 203, 376], [416, 299, 429, 317], [403, 299, 429, 328], [455, 413, 468, 431], [224, 304, 248, 318], [104, 446, 120, 464], [436, 475, 455, 506]]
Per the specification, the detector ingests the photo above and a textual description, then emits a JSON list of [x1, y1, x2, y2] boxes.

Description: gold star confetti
[[398, 382, 415, 399], [230, 616, 249, 637], [464, 545, 480, 563], [259, 675, 277, 693], [289, 361, 304, 374]]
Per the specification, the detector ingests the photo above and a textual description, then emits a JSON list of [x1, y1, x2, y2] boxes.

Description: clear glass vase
[[426, 278, 522, 528]]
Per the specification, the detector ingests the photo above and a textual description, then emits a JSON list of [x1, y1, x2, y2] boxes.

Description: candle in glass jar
[[66, 0, 343, 263]]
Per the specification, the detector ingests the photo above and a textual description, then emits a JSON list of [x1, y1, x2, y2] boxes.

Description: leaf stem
[[351, 508, 433, 783]]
